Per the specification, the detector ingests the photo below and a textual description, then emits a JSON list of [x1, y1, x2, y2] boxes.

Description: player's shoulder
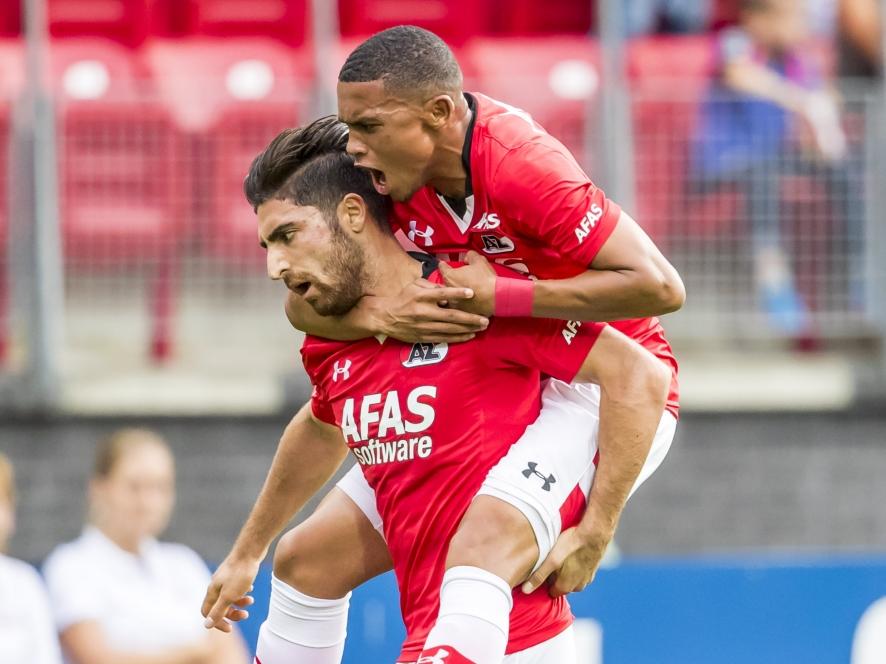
[[471, 92, 587, 193]]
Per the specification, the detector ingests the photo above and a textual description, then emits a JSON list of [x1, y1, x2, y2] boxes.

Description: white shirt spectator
[[0, 554, 63, 664], [43, 526, 213, 659]]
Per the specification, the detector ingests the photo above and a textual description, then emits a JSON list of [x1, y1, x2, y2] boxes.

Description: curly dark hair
[[243, 117, 391, 231]]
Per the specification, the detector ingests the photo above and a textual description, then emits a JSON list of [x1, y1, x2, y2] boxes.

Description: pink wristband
[[494, 278, 534, 317]]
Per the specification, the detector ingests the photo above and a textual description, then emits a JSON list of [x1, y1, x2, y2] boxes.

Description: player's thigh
[[503, 626, 577, 664], [446, 494, 539, 588], [274, 482, 392, 599]]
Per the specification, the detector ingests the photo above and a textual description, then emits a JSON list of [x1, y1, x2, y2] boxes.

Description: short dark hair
[[244, 117, 391, 231], [339, 25, 462, 96]]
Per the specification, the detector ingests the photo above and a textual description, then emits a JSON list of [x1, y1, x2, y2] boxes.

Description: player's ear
[[424, 94, 456, 129], [337, 193, 367, 233]]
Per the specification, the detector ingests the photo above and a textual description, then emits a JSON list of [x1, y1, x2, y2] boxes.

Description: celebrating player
[[205, 26, 684, 664], [203, 136, 670, 663]]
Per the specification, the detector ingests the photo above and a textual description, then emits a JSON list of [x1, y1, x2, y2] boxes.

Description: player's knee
[[273, 527, 351, 599], [446, 496, 538, 587]]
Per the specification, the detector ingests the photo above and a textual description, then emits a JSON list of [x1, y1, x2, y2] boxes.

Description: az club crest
[[401, 342, 448, 368], [480, 234, 515, 254]]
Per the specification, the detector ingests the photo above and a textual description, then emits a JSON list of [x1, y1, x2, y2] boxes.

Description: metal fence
[[1, 67, 884, 414]]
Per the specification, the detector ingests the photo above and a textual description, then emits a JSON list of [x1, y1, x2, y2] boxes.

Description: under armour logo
[[332, 359, 351, 382], [408, 220, 435, 247], [417, 649, 450, 664], [522, 462, 556, 491]]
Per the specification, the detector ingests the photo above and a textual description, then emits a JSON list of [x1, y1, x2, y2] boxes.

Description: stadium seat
[[48, 0, 151, 47], [0, 3, 21, 37], [337, 0, 491, 44], [466, 36, 601, 162], [143, 38, 303, 267], [53, 39, 182, 362], [0, 39, 24, 100], [183, 0, 308, 45], [143, 37, 309, 132], [491, 0, 594, 35], [628, 35, 720, 243]]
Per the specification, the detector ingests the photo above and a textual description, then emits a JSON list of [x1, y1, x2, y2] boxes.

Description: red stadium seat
[[0, 3, 21, 37], [466, 36, 601, 162], [492, 0, 594, 35], [143, 37, 309, 132], [143, 38, 303, 267], [48, 0, 150, 47], [210, 109, 300, 271], [0, 39, 24, 100], [337, 0, 491, 44], [53, 39, 182, 361], [628, 35, 724, 244], [185, 0, 308, 45]]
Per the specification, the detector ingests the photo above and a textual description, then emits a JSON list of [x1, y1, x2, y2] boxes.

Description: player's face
[[258, 198, 367, 316], [91, 444, 175, 542], [338, 80, 436, 202]]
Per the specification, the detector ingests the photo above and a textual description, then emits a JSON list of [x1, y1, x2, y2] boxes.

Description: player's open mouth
[[368, 168, 389, 195], [292, 281, 311, 296]]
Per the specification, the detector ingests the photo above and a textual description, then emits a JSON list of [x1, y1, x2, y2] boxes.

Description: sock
[[418, 566, 513, 664], [254, 574, 350, 664]]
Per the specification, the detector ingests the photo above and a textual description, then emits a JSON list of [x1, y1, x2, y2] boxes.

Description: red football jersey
[[390, 92, 679, 416], [301, 260, 604, 662]]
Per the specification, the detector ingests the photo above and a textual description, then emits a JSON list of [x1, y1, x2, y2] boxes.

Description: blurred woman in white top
[[43, 428, 249, 664], [0, 452, 63, 664]]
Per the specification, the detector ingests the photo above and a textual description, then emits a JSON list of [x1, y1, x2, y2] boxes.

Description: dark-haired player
[[203, 138, 669, 663], [206, 28, 684, 664]]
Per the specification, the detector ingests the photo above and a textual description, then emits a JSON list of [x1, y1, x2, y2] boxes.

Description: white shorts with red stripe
[[336, 379, 677, 569]]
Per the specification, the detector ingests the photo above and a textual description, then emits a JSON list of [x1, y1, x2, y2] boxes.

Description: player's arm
[[441, 146, 685, 322], [284, 283, 488, 344], [201, 403, 349, 632], [522, 326, 670, 596]]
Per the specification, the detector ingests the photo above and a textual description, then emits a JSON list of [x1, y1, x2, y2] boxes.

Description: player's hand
[[521, 525, 613, 598], [201, 555, 260, 633], [437, 251, 497, 317], [363, 278, 489, 343]]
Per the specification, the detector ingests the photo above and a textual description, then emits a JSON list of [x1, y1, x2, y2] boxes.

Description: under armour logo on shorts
[[522, 461, 556, 491], [417, 649, 450, 664]]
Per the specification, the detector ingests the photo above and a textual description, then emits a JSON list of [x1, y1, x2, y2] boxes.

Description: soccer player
[[205, 27, 683, 663], [203, 138, 670, 663]]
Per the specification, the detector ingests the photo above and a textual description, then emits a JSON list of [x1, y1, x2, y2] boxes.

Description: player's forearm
[[285, 291, 377, 340], [530, 265, 684, 322], [579, 358, 669, 538], [229, 405, 348, 561]]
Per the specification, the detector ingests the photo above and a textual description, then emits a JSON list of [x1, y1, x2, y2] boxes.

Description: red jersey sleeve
[[494, 142, 621, 267], [299, 337, 336, 425], [481, 303, 606, 382]]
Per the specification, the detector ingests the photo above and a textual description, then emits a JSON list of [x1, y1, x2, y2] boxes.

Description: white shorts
[[336, 379, 678, 571], [396, 625, 578, 664]]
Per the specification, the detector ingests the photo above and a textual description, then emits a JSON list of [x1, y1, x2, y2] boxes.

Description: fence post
[[17, 0, 64, 411], [595, 0, 636, 213]]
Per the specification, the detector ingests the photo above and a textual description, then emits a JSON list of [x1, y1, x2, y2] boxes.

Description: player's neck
[[427, 105, 472, 199], [363, 236, 423, 298], [93, 522, 144, 555]]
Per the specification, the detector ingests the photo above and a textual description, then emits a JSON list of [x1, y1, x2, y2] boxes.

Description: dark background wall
[[3, 411, 885, 564]]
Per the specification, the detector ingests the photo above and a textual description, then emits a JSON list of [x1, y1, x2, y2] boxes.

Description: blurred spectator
[[838, 0, 883, 78], [624, 0, 712, 36], [853, 596, 886, 662], [43, 429, 249, 664], [690, 0, 861, 336], [0, 453, 63, 664]]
